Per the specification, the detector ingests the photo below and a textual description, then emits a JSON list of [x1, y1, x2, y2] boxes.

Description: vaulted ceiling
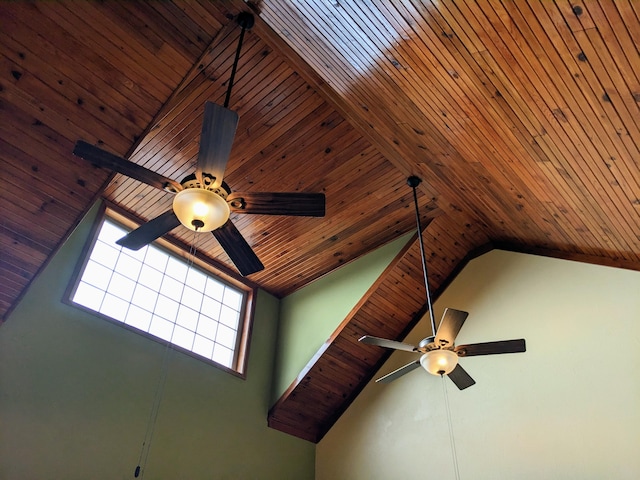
[[2, 1, 640, 443]]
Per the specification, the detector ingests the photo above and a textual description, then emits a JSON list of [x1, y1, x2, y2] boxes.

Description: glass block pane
[[192, 335, 215, 359], [186, 268, 206, 291], [172, 325, 195, 351], [197, 316, 218, 340], [160, 275, 183, 302], [126, 305, 152, 331], [149, 315, 174, 341], [90, 241, 120, 269], [100, 293, 129, 322], [222, 288, 243, 310], [201, 296, 221, 320], [144, 245, 168, 272], [82, 260, 112, 290], [106, 272, 135, 302], [165, 257, 187, 282], [219, 305, 239, 330], [73, 282, 105, 311], [182, 285, 203, 311], [216, 324, 236, 349], [212, 344, 233, 368], [155, 295, 179, 322], [124, 246, 147, 262], [99, 221, 128, 244], [138, 264, 163, 291], [176, 305, 198, 331], [115, 254, 142, 281], [205, 277, 225, 301], [131, 284, 158, 312]]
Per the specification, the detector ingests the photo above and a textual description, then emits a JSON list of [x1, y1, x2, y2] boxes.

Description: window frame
[[64, 202, 256, 378]]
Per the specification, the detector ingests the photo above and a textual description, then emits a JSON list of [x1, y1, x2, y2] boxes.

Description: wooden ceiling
[[2, 1, 640, 442]]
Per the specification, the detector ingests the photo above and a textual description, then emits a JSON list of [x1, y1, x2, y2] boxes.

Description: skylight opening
[[67, 211, 254, 375]]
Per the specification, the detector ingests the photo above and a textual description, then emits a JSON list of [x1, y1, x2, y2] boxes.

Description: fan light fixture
[[420, 349, 458, 376], [172, 188, 230, 232]]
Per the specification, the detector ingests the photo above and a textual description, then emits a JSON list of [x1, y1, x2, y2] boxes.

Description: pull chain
[[134, 232, 200, 478], [441, 376, 461, 480]]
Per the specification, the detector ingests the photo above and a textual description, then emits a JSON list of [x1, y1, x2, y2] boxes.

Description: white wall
[[317, 250, 640, 480]]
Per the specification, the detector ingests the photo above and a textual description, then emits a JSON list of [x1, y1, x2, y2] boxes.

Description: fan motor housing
[[418, 336, 435, 352], [179, 173, 231, 200]]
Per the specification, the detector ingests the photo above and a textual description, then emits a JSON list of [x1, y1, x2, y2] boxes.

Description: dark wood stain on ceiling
[[2, 0, 640, 442]]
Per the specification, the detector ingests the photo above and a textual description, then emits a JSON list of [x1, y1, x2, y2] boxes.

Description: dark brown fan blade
[[447, 364, 476, 390], [212, 220, 264, 276], [227, 192, 326, 217], [376, 360, 421, 383], [73, 141, 182, 192], [359, 335, 417, 352], [116, 210, 181, 250], [197, 102, 239, 187], [434, 308, 469, 347], [455, 339, 526, 357]]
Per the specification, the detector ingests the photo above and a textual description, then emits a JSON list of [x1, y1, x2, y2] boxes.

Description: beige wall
[[317, 250, 640, 479]]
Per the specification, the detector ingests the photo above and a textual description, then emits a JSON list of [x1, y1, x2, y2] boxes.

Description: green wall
[[0, 204, 314, 479], [273, 233, 412, 400], [317, 250, 640, 479]]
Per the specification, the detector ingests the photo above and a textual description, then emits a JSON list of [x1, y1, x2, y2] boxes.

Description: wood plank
[[0, 18, 152, 132]]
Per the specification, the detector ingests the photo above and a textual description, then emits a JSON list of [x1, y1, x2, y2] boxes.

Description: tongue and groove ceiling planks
[[2, 0, 639, 442]]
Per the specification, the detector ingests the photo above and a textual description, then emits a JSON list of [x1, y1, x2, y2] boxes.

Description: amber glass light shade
[[172, 188, 230, 232]]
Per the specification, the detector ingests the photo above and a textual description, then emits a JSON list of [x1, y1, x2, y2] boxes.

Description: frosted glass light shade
[[420, 349, 458, 376], [172, 188, 230, 232]]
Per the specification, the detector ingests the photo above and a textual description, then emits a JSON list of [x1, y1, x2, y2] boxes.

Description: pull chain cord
[[134, 231, 200, 478], [441, 376, 461, 480]]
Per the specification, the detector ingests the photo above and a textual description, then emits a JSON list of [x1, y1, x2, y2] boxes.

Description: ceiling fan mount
[[358, 177, 526, 390], [72, 12, 325, 276], [406, 175, 422, 189], [236, 11, 255, 30]]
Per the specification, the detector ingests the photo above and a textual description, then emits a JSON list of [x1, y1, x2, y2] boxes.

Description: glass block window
[[68, 212, 253, 375]]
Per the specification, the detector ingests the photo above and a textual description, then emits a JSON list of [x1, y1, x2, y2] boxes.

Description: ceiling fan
[[72, 13, 325, 277], [359, 177, 525, 390]]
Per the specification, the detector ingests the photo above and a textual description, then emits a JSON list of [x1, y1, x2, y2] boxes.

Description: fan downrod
[[224, 12, 254, 109], [407, 175, 438, 336]]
